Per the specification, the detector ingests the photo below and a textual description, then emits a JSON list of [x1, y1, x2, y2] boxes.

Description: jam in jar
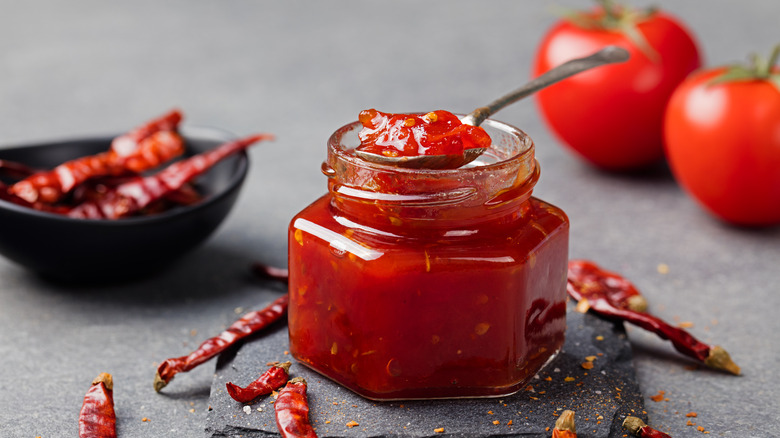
[[288, 115, 569, 400]]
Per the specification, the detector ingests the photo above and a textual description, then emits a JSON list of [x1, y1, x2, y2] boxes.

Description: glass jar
[[288, 117, 569, 400]]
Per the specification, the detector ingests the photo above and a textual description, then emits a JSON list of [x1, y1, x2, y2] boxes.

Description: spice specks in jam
[[356, 109, 491, 157]]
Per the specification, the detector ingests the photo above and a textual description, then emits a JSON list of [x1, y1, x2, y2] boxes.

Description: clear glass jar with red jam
[[288, 116, 569, 400]]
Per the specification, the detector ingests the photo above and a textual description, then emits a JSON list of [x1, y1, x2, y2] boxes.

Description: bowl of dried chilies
[[0, 109, 272, 281]]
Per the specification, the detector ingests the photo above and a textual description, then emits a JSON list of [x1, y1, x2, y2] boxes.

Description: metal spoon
[[355, 45, 630, 169]]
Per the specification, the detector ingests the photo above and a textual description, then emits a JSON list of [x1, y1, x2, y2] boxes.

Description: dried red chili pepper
[[226, 361, 292, 403], [274, 377, 318, 438], [622, 416, 672, 438], [1, 181, 72, 214], [251, 262, 289, 284], [160, 182, 202, 206], [69, 133, 272, 219], [79, 373, 117, 438], [10, 109, 184, 203], [110, 109, 183, 161], [154, 294, 289, 392], [0, 159, 37, 180], [70, 175, 202, 208], [567, 259, 740, 375], [552, 409, 577, 438]]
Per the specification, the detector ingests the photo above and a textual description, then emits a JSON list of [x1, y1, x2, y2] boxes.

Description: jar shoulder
[[290, 194, 568, 250]]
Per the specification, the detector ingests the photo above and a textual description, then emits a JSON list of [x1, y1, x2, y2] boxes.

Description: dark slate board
[[205, 301, 645, 437]]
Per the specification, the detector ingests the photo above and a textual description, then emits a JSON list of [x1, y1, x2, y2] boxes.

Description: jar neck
[[323, 118, 538, 232]]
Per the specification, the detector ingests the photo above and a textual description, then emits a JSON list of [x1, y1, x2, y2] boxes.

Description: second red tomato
[[533, 7, 701, 170]]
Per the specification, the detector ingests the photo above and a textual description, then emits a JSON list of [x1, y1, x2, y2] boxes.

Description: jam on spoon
[[355, 45, 630, 170], [355, 109, 491, 169]]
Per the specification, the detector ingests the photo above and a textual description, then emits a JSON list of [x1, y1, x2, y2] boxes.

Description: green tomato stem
[[709, 44, 780, 94], [765, 44, 780, 77], [596, 0, 619, 22]]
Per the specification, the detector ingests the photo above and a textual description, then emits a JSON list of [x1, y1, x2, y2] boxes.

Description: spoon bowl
[[0, 126, 249, 282], [354, 146, 486, 169]]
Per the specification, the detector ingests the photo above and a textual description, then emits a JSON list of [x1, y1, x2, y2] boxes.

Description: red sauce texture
[[356, 109, 492, 157], [288, 196, 568, 399]]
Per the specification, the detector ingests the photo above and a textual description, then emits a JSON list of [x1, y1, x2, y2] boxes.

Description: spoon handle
[[462, 45, 630, 126]]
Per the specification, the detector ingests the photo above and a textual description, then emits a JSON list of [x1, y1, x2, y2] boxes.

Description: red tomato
[[533, 8, 701, 170], [664, 67, 780, 226]]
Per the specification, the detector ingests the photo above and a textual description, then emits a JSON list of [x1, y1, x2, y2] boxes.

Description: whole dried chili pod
[[251, 262, 289, 284], [154, 294, 289, 392], [567, 260, 740, 375], [10, 109, 184, 203], [70, 133, 273, 219], [226, 361, 292, 403], [275, 377, 318, 438], [0, 180, 72, 214], [79, 373, 117, 438], [110, 109, 183, 159], [622, 416, 672, 438], [0, 159, 37, 180], [71, 176, 202, 207], [552, 410, 577, 438], [160, 182, 202, 206]]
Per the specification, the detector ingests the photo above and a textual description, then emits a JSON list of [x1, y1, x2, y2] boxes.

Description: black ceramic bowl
[[0, 127, 248, 281]]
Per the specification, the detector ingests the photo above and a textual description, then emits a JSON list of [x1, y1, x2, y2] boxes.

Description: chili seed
[[474, 322, 491, 335]]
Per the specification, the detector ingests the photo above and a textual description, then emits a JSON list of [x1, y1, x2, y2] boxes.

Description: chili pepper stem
[[153, 371, 168, 392], [93, 373, 114, 390], [274, 361, 293, 373], [555, 409, 576, 432], [704, 345, 741, 375], [627, 295, 648, 313], [622, 416, 646, 435]]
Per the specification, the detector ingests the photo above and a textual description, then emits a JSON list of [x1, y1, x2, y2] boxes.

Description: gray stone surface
[[1, 1, 779, 437], [205, 303, 643, 437]]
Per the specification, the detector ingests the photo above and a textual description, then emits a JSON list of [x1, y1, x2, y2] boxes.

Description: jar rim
[[326, 116, 535, 177]]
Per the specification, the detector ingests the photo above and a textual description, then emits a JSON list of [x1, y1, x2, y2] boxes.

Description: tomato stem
[[596, 0, 619, 22], [709, 44, 780, 92], [766, 44, 780, 77]]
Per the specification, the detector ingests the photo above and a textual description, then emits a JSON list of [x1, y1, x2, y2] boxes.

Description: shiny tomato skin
[[533, 11, 701, 170], [664, 68, 780, 226]]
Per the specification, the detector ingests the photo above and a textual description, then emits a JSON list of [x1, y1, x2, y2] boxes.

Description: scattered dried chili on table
[[79, 373, 117, 438], [567, 260, 740, 375], [154, 294, 289, 392], [275, 377, 318, 438], [552, 410, 577, 438], [9, 109, 184, 203], [251, 262, 289, 284], [623, 416, 672, 438], [69, 133, 272, 219], [226, 361, 292, 403]]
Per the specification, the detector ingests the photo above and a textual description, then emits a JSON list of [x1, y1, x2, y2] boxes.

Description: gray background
[[1, 1, 778, 437]]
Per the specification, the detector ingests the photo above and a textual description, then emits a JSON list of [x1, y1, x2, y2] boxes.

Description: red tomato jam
[[288, 118, 569, 400], [356, 109, 492, 157]]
